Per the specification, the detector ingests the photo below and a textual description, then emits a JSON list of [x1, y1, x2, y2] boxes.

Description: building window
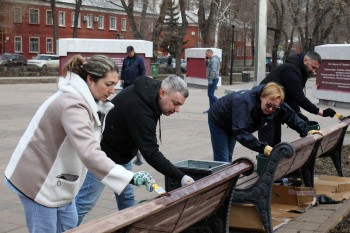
[[46, 38, 53, 53], [59, 11, 65, 26], [86, 14, 93, 28], [71, 12, 81, 27], [109, 17, 116, 30], [14, 7, 22, 23], [46, 10, 53, 25], [121, 18, 126, 31], [29, 37, 39, 53], [237, 32, 241, 41], [29, 9, 39, 24], [98, 15, 104, 29], [14, 36, 22, 53], [237, 47, 241, 57], [148, 21, 153, 31]]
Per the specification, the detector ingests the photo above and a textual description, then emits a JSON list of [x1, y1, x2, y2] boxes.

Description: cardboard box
[[229, 204, 289, 232], [230, 184, 315, 231], [315, 175, 350, 201]]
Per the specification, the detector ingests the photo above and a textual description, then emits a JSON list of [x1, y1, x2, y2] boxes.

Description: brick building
[[0, 0, 253, 65]]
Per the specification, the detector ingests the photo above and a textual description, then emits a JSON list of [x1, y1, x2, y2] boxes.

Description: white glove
[[181, 175, 194, 186], [133, 150, 144, 166]]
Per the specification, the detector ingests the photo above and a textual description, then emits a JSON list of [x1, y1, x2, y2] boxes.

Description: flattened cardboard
[[271, 184, 316, 213], [230, 184, 315, 231], [229, 204, 289, 232], [315, 175, 350, 201]]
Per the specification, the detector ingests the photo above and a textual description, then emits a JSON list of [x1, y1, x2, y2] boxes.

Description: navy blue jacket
[[101, 76, 185, 181], [121, 54, 146, 85], [209, 84, 307, 153], [260, 54, 319, 114]]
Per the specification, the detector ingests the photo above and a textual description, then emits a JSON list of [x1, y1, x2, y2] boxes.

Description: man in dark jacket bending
[[259, 51, 336, 146], [75, 75, 194, 225]]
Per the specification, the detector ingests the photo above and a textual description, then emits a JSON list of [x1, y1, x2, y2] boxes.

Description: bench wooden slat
[[67, 160, 254, 233]]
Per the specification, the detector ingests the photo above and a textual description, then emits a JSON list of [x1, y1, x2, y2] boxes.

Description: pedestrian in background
[[120, 45, 146, 89], [259, 51, 336, 146], [203, 49, 221, 114], [3, 54, 154, 233]]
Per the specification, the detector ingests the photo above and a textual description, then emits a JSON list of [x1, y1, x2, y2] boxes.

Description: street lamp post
[[229, 25, 235, 85]]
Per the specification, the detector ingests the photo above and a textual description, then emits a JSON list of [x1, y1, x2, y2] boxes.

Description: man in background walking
[[203, 49, 220, 114]]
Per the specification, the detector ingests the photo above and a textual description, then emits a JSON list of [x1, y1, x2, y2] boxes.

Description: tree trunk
[[50, 0, 58, 54], [72, 0, 83, 38]]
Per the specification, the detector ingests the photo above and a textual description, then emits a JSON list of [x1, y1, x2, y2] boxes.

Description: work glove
[[297, 112, 309, 122], [263, 145, 273, 156], [133, 150, 144, 166], [323, 108, 336, 118], [308, 130, 324, 136], [181, 175, 194, 186], [208, 78, 213, 85], [132, 171, 155, 192]]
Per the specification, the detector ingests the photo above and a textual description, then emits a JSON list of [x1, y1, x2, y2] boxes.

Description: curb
[[0, 76, 57, 84]]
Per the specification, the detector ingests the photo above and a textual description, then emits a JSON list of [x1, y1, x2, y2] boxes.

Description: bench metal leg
[[230, 143, 294, 233]]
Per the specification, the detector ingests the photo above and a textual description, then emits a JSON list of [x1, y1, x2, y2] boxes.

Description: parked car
[[0, 54, 27, 68], [27, 54, 59, 70]]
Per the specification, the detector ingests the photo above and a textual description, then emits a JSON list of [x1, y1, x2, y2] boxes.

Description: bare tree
[[50, 0, 58, 54], [72, 0, 83, 38], [197, 0, 217, 47], [151, 0, 170, 59], [120, 0, 148, 39], [175, 0, 188, 76], [268, 0, 285, 70]]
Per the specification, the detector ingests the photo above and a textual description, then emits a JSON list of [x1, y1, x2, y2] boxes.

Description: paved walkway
[[0, 77, 349, 232]]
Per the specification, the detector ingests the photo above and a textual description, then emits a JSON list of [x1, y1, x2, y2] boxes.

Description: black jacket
[[101, 76, 185, 181], [209, 84, 307, 153], [260, 54, 319, 114]]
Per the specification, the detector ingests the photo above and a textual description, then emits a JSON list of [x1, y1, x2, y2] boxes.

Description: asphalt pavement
[[0, 77, 349, 232]]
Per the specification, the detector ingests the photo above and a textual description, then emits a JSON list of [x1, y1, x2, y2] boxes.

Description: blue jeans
[[208, 115, 236, 162], [4, 178, 77, 233], [75, 162, 135, 225], [208, 78, 219, 107]]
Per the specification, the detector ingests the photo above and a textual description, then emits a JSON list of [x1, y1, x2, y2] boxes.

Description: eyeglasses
[[265, 102, 280, 111]]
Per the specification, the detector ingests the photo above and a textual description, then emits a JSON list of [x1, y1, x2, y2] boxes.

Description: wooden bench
[[66, 159, 254, 233], [230, 116, 350, 233]]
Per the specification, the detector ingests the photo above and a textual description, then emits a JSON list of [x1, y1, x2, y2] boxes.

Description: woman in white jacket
[[4, 54, 154, 233]]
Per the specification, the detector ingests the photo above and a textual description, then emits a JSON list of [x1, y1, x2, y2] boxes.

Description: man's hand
[[264, 145, 273, 156], [308, 130, 324, 136], [133, 171, 155, 192], [323, 108, 336, 118], [208, 78, 213, 85], [181, 175, 194, 186]]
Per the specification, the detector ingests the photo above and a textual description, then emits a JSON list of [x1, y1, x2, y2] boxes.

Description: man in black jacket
[[75, 75, 194, 225], [259, 51, 336, 146]]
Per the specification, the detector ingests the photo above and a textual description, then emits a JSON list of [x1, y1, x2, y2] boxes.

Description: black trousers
[[258, 119, 282, 147]]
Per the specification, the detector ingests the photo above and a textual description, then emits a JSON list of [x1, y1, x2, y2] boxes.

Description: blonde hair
[[261, 82, 285, 102], [63, 54, 119, 82]]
